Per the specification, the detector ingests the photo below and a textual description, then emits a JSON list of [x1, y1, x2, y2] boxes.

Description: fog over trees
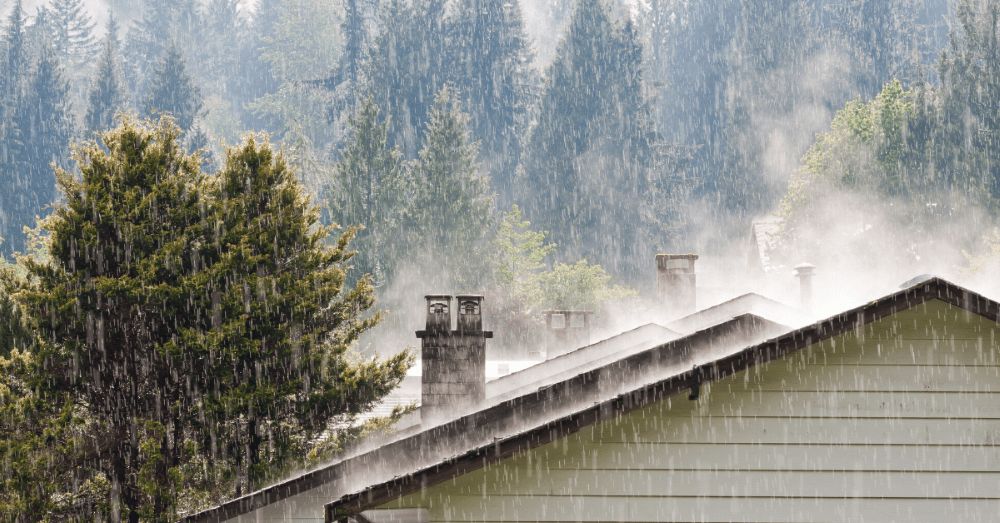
[[3, 0, 1000, 520]]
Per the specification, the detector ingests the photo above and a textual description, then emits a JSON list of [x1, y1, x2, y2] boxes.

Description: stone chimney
[[656, 254, 698, 317], [543, 310, 593, 360], [794, 263, 815, 313], [416, 295, 492, 423]]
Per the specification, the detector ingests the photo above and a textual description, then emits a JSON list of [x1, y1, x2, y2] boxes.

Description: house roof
[[666, 292, 810, 333], [182, 276, 1000, 523], [323, 277, 999, 520]]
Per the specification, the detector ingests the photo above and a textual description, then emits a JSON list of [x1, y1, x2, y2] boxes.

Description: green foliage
[[1, 115, 410, 521], [448, 0, 537, 203], [490, 205, 556, 298], [532, 259, 636, 312], [521, 0, 682, 279], [329, 96, 409, 285], [85, 21, 127, 135], [144, 42, 203, 132], [366, 0, 448, 157], [962, 228, 1000, 275], [404, 86, 494, 288]]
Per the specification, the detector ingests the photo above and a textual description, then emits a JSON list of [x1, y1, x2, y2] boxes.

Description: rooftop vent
[[793, 263, 815, 313]]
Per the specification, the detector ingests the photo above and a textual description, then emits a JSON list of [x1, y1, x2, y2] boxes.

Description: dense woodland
[[3, 0, 1000, 520]]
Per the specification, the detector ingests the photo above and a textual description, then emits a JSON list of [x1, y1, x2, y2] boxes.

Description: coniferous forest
[[3, 0, 1000, 520]]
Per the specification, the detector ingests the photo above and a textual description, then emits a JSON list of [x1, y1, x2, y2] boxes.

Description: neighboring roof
[[181, 314, 784, 523], [747, 215, 781, 278], [322, 277, 1000, 520], [667, 292, 810, 334]]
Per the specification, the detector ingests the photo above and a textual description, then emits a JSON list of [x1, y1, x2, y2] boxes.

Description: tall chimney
[[656, 254, 698, 317], [543, 310, 593, 359], [794, 263, 815, 313], [416, 295, 492, 423]]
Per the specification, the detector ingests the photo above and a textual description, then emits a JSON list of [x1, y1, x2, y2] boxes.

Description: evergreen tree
[[828, 0, 921, 99], [4, 115, 410, 520], [144, 41, 203, 132], [521, 0, 666, 276], [340, 0, 367, 89], [199, 133, 410, 492], [719, 0, 826, 228], [15, 44, 72, 211], [228, 0, 283, 134], [330, 97, 409, 284], [49, 0, 97, 70], [366, 0, 449, 157], [936, 0, 1000, 203], [405, 87, 494, 286], [85, 21, 127, 135], [448, 0, 537, 206]]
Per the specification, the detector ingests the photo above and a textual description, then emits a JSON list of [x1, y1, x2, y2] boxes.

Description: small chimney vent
[[794, 263, 815, 313], [656, 254, 698, 317], [543, 310, 593, 359], [416, 295, 492, 423]]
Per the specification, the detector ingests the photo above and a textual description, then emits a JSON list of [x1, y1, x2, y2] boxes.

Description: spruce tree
[[49, 0, 97, 70], [448, 0, 536, 206], [144, 41, 203, 132], [366, 0, 449, 157], [198, 133, 411, 491], [16, 44, 72, 213], [405, 86, 494, 286], [521, 0, 663, 276], [85, 22, 127, 135], [330, 97, 409, 284]]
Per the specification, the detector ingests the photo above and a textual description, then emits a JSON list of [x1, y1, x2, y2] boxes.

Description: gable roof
[[666, 292, 810, 333], [182, 277, 1000, 523]]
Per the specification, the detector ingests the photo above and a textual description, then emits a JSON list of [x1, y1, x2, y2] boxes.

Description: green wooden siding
[[372, 299, 1000, 522]]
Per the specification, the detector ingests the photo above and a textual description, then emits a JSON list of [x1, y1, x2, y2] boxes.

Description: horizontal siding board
[[535, 442, 1000, 472], [586, 411, 1000, 445], [664, 389, 1000, 419], [741, 363, 1000, 392], [390, 496, 1000, 522], [431, 469, 1000, 498]]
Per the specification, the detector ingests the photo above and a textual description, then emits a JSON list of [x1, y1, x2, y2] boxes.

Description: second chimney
[[656, 254, 698, 317], [416, 295, 492, 424]]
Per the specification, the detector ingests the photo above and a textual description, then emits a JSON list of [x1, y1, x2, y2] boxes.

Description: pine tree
[[405, 86, 494, 286], [521, 0, 663, 276], [228, 0, 282, 133], [330, 97, 409, 284], [15, 44, 72, 212], [448, 0, 537, 206], [85, 21, 127, 135], [936, 0, 1000, 203], [828, 0, 921, 99], [144, 41, 203, 132], [366, 0, 449, 157], [199, 133, 411, 491], [49, 0, 97, 70]]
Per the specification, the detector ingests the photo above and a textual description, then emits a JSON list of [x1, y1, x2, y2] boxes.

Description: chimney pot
[[656, 254, 699, 317], [543, 310, 593, 359]]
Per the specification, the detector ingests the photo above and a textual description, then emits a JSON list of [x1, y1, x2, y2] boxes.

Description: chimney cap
[[424, 294, 453, 300], [655, 253, 699, 260], [794, 263, 816, 276], [455, 294, 485, 300]]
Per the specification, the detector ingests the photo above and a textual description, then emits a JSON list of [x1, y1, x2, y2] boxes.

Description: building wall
[[371, 298, 1000, 522]]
